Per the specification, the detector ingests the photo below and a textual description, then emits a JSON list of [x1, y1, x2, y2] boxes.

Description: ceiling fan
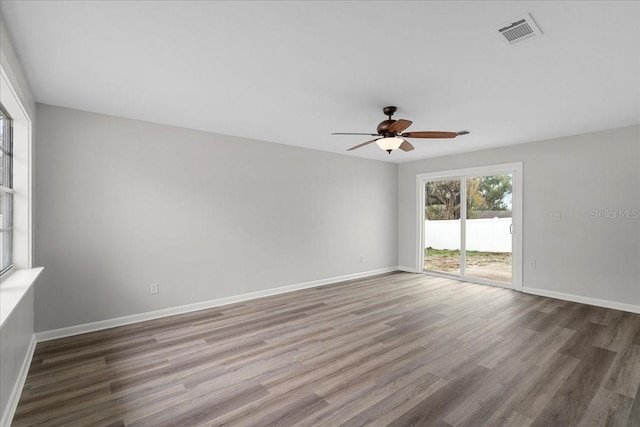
[[332, 106, 469, 154]]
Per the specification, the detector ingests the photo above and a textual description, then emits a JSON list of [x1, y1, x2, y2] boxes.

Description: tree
[[477, 175, 512, 210], [425, 175, 512, 220], [425, 180, 460, 219]]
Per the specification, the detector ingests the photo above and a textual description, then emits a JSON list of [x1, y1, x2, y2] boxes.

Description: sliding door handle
[[509, 223, 514, 234]]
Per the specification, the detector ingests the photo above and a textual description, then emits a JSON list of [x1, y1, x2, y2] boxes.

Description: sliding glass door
[[464, 174, 513, 284], [424, 178, 462, 276], [419, 164, 522, 290]]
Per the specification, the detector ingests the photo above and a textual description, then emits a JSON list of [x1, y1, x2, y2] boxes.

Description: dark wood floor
[[13, 272, 640, 426]]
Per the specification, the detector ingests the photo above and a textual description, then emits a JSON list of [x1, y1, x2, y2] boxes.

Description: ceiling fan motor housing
[[376, 119, 397, 136], [378, 106, 399, 136]]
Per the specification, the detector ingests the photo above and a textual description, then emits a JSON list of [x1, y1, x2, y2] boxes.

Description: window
[[417, 162, 523, 291], [0, 105, 13, 275]]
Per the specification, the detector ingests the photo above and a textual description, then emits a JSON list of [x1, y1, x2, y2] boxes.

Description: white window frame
[[0, 65, 33, 275], [0, 104, 14, 275], [416, 162, 523, 291]]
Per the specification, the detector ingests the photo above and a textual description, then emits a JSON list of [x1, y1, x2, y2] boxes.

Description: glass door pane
[[464, 174, 513, 283], [424, 179, 461, 276]]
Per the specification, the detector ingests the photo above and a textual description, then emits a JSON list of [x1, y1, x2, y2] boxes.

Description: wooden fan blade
[[401, 131, 458, 139], [388, 119, 413, 133], [332, 132, 379, 136], [399, 140, 414, 151], [347, 138, 379, 151]]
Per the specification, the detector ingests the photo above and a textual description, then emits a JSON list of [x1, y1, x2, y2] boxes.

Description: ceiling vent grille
[[495, 13, 542, 45]]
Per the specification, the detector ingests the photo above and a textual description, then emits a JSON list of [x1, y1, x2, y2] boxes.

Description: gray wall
[[29, 105, 640, 327], [399, 125, 640, 308], [34, 104, 398, 332]]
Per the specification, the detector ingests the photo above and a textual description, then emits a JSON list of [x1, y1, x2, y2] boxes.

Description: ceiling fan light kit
[[376, 137, 404, 154], [332, 106, 469, 154]]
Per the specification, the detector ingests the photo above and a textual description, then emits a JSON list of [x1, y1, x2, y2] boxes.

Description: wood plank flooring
[[12, 272, 640, 426]]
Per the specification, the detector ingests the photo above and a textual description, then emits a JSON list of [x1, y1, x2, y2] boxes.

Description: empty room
[[1, 1, 639, 426]]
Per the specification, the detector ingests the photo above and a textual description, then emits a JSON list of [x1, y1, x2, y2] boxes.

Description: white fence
[[425, 217, 512, 252]]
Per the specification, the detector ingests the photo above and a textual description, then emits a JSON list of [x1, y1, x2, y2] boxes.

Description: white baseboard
[[1, 334, 36, 427], [35, 267, 399, 342], [398, 266, 420, 273], [522, 287, 640, 314]]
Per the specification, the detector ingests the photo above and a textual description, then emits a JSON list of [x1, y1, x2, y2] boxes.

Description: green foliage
[[425, 248, 504, 257], [425, 204, 449, 220], [478, 175, 512, 210], [425, 247, 460, 256], [425, 180, 460, 219], [425, 175, 512, 220]]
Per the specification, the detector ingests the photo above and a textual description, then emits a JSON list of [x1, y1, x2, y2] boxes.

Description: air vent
[[495, 13, 542, 46]]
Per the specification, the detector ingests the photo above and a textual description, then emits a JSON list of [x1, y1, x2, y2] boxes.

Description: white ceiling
[[2, 1, 639, 163]]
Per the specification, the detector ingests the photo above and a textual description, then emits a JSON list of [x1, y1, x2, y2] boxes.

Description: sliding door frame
[[416, 162, 523, 291]]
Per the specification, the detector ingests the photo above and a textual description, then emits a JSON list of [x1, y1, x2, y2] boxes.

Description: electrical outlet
[[550, 212, 561, 221], [150, 283, 159, 295], [529, 261, 536, 269]]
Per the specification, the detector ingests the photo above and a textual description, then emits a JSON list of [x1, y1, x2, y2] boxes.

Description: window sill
[[0, 267, 43, 327]]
